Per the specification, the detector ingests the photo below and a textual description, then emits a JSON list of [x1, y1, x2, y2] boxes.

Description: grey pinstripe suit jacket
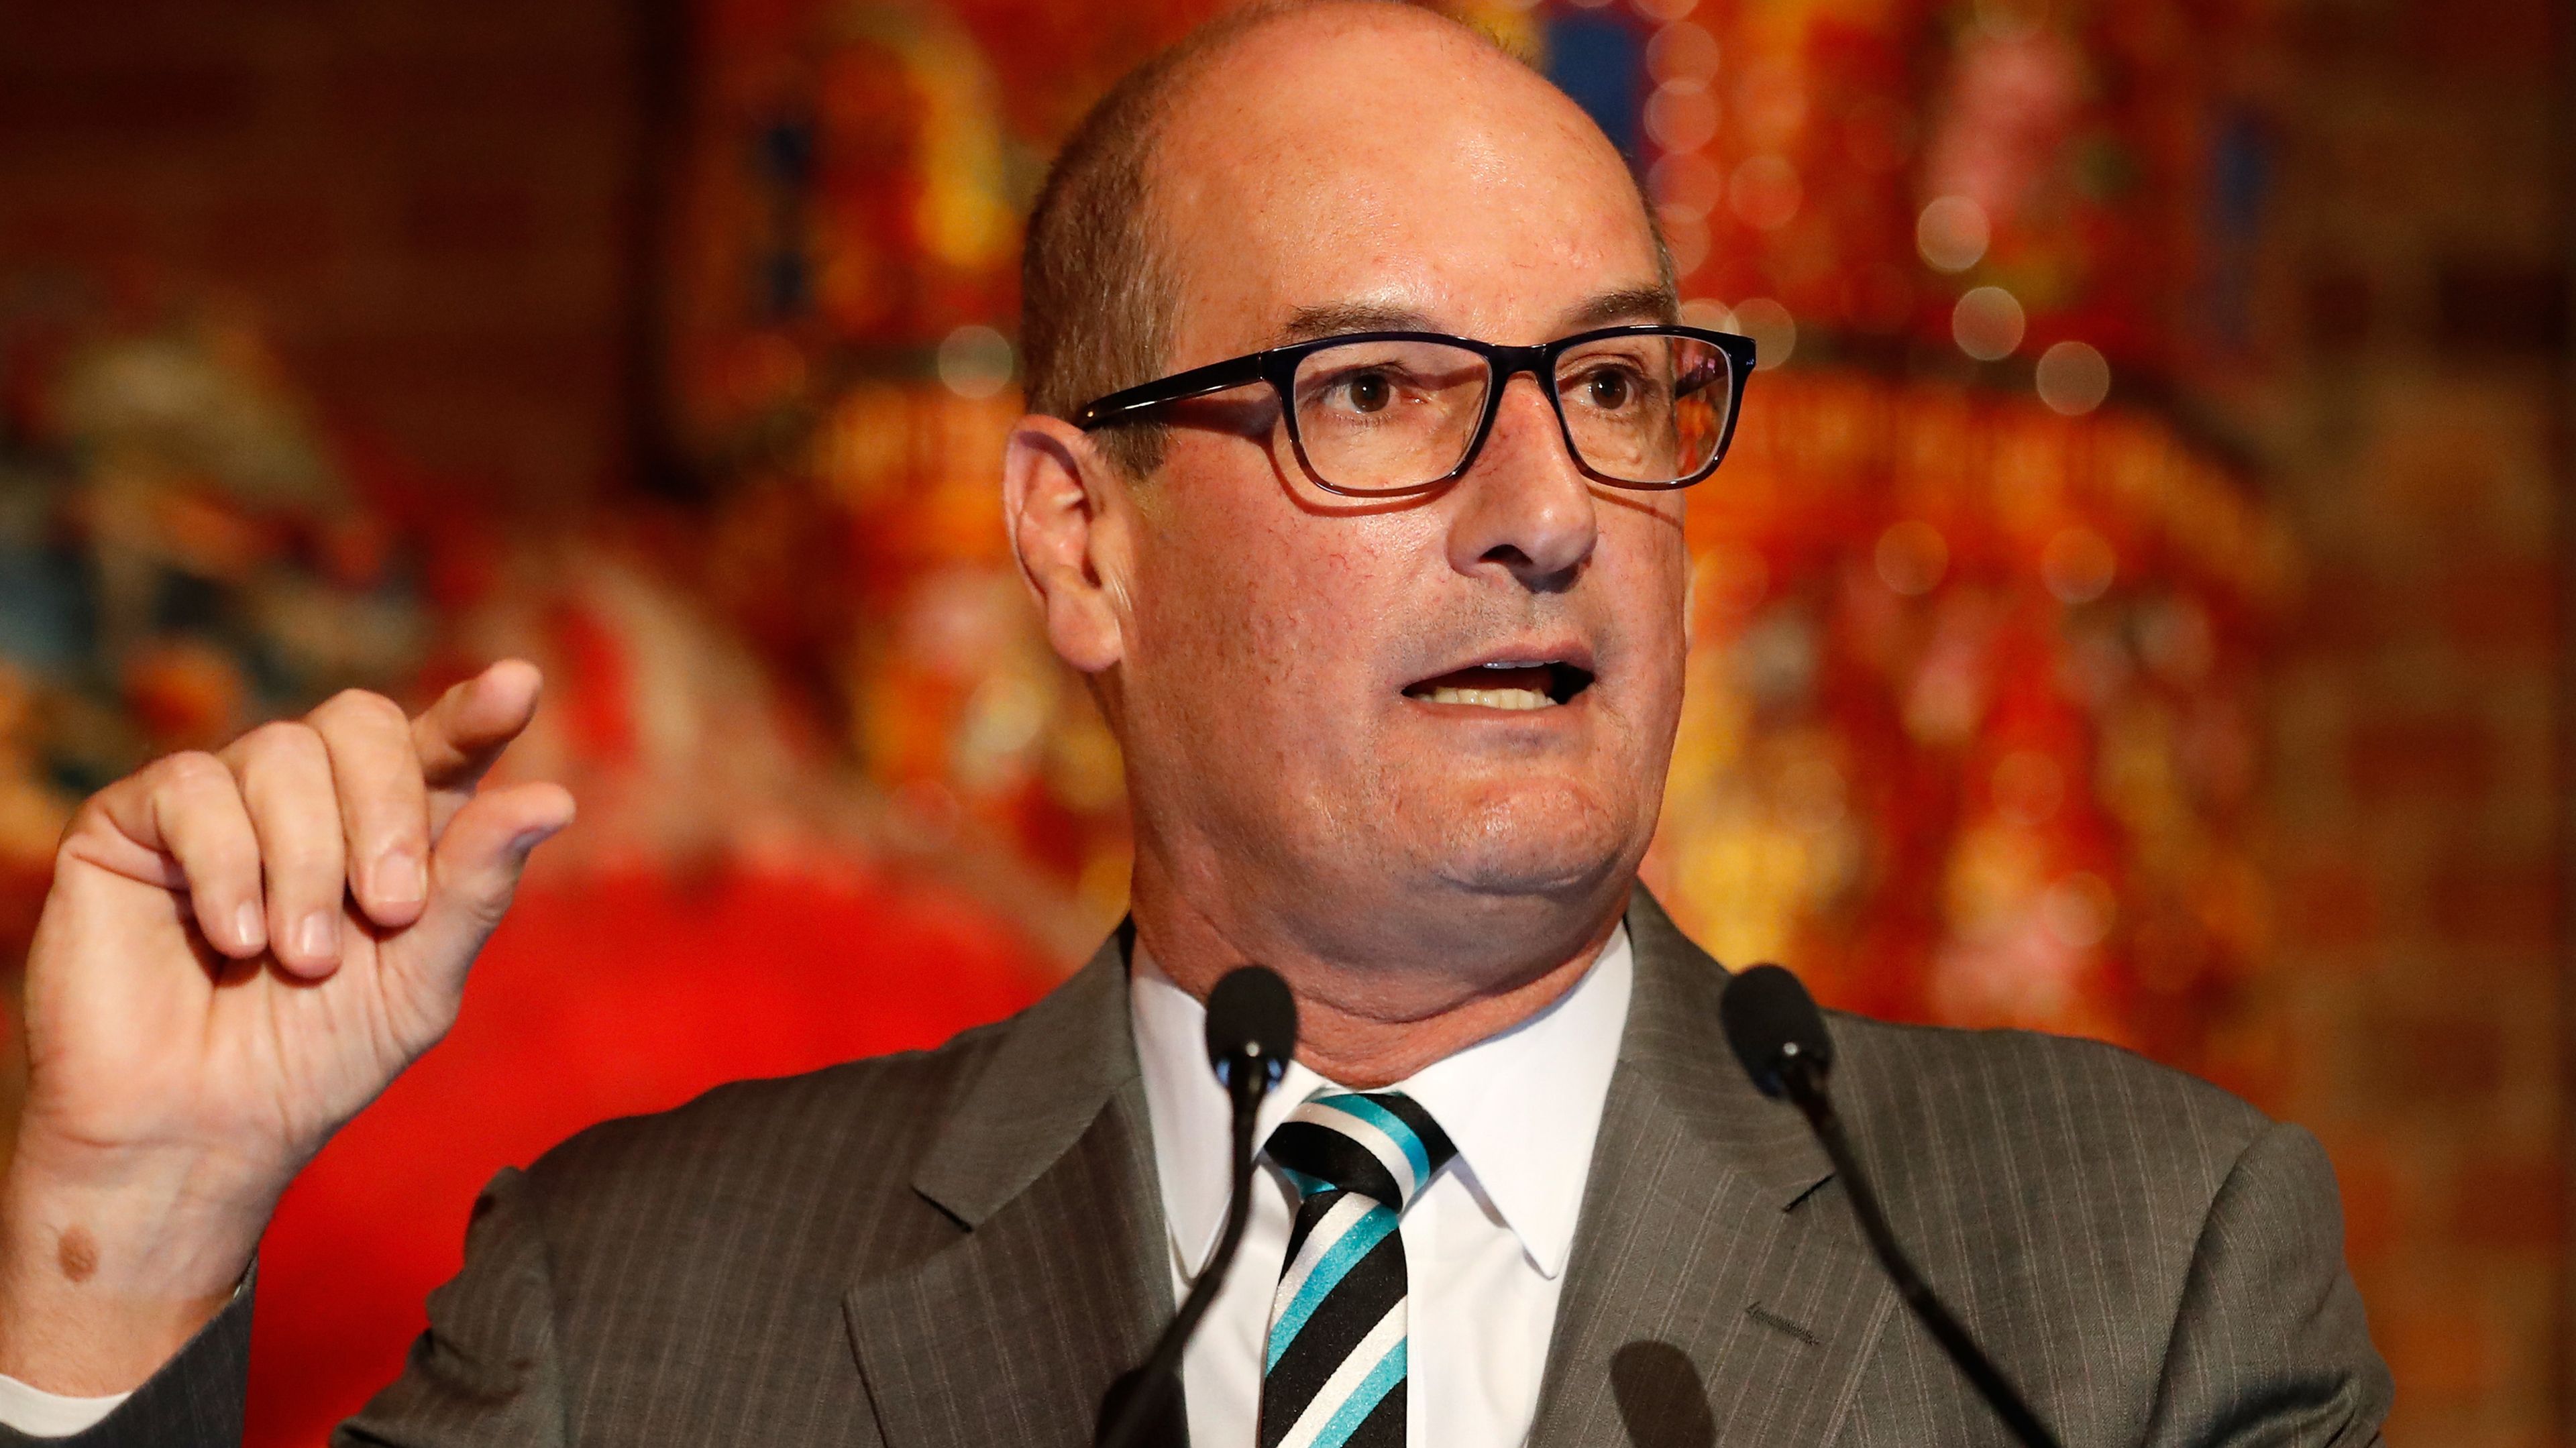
[[23, 891, 2389, 1446]]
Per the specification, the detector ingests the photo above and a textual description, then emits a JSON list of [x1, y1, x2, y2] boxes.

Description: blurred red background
[[0, 0, 2567, 1441]]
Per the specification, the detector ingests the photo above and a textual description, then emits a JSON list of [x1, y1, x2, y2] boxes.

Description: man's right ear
[[1002, 414, 1130, 675]]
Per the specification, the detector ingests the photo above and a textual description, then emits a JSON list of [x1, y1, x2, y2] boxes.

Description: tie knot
[[1263, 1090, 1455, 1211]]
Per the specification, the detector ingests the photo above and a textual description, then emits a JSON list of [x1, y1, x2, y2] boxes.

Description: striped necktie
[[1258, 1091, 1456, 1448]]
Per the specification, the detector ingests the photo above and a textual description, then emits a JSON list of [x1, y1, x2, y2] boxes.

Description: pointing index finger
[[413, 659, 545, 797]]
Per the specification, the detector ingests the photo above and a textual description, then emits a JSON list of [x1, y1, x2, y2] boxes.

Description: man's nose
[[1444, 373, 1599, 590]]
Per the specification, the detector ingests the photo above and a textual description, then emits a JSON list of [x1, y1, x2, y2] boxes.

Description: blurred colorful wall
[[0, 0, 2567, 1441]]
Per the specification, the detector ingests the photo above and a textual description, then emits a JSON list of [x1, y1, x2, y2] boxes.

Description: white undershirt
[[0, 928, 1630, 1443], [1132, 928, 1629, 1448]]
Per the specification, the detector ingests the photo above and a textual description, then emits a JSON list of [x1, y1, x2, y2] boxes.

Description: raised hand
[[0, 661, 572, 1394]]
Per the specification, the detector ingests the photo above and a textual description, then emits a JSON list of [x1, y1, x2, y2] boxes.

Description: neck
[[1130, 858, 1629, 1089]]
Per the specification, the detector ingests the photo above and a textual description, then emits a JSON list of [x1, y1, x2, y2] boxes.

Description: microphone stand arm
[[1097, 1062, 1266, 1448], [1777, 1057, 2066, 1448]]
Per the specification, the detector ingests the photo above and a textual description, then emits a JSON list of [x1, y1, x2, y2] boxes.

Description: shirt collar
[[1131, 925, 1632, 1284]]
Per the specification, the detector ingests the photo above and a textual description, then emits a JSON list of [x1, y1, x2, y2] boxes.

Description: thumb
[[390, 780, 576, 1001]]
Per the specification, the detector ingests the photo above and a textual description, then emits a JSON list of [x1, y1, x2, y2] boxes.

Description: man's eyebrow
[[1559, 286, 1681, 331], [1270, 287, 1682, 348], [1275, 302, 1434, 345]]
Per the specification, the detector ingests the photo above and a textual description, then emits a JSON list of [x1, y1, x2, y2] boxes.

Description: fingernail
[[508, 824, 563, 860], [232, 901, 264, 950], [296, 910, 339, 961], [379, 848, 426, 907]]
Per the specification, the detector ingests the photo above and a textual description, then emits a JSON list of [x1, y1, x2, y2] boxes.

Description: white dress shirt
[[1133, 928, 1630, 1448], [0, 1378, 124, 1439], [0, 928, 1631, 1442]]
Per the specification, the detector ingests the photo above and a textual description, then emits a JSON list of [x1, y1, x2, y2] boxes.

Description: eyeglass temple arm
[[1074, 354, 1271, 429]]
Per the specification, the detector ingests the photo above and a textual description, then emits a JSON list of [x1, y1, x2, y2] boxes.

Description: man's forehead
[[1272, 288, 1678, 348], [1166, 195, 1671, 356], [1151, 17, 1665, 356]]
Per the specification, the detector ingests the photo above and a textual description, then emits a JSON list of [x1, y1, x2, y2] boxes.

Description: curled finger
[[311, 687, 433, 931], [223, 721, 349, 979], [85, 750, 268, 958]]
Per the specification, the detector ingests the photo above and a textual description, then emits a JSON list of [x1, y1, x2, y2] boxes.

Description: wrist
[[0, 1133, 270, 1394]]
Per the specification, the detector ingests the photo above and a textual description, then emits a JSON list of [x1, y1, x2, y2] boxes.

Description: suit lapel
[[1526, 893, 1897, 1448], [845, 928, 1176, 1448]]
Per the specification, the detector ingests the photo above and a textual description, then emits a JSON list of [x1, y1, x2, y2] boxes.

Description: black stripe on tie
[[1280, 1188, 1339, 1268], [1260, 1222, 1406, 1435], [1360, 1092, 1456, 1172], [1266, 1119, 1403, 1206]]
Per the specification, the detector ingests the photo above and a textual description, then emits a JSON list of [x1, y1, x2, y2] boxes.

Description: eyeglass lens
[[1286, 333, 1732, 493]]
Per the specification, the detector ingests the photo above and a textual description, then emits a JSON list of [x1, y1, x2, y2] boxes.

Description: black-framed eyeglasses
[[1073, 325, 1756, 496]]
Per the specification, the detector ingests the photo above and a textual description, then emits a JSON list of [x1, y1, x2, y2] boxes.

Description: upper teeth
[[1426, 686, 1554, 710]]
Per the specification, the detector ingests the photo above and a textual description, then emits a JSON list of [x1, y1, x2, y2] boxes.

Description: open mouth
[[1402, 659, 1595, 711]]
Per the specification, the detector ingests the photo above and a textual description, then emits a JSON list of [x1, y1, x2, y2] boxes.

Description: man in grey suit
[[0, 3, 2387, 1444]]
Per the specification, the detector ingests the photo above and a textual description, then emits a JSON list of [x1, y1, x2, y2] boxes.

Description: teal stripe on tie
[[1265, 1204, 1398, 1372], [1309, 1337, 1407, 1448], [1318, 1095, 1431, 1194], [1281, 1165, 1330, 1199]]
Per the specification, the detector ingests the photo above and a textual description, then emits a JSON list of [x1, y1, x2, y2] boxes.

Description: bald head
[[1020, 1, 1670, 474], [1004, 1, 1699, 1074]]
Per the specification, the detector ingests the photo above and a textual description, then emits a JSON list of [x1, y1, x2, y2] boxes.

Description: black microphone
[[1720, 964, 2066, 1448], [1097, 965, 1298, 1448]]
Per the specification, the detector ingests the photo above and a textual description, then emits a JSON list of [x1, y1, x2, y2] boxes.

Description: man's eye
[[1340, 372, 1394, 412], [1582, 369, 1636, 408]]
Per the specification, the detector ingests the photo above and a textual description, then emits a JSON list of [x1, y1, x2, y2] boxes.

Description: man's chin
[[1426, 844, 1626, 900], [1412, 792, 1639, 901]]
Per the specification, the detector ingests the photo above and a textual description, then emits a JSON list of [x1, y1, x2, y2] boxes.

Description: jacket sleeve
[[2141, 1121, 2394, 1447], [0, 1277, 252, 1448], [333, 1167, 568, 1447]]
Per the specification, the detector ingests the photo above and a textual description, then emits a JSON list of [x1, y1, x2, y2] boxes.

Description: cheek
[[1124, 489, 1413, 748], [1605, 508, 1693, 697]]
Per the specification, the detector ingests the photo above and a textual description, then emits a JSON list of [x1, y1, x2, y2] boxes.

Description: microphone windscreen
[[1720, 963, 1833, 1099], [1205, 965, 1299, 1074]]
